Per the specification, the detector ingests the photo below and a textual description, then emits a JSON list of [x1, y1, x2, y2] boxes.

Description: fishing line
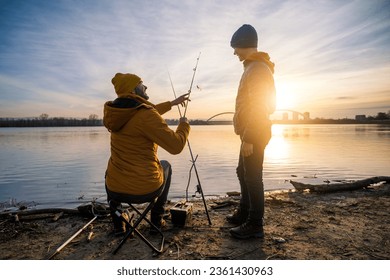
[[168, 71, 182, 118]]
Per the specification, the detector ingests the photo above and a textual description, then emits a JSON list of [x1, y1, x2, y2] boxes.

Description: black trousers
[[106, 160, 172, 221], [236, 142, 266, 224]]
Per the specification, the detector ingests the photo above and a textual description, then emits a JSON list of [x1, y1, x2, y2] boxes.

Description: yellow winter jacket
[[233, 52, 276, 145], [103, 93, 190, 195]]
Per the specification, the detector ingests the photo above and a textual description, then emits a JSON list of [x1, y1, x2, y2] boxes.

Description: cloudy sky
[[0, 0, 389, 120]]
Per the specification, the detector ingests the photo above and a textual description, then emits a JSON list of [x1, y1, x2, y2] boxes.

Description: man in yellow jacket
[[104, 73, 190, 234], [227, 24, 276, 239]]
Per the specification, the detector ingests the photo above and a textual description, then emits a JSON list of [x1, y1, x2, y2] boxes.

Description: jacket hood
[[112, 73, 141, 97], [103, 94, 154, 132], [245, 51, 275, 73]]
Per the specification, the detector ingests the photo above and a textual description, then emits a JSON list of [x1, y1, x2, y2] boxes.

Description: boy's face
[[233, 48, 251, 61]]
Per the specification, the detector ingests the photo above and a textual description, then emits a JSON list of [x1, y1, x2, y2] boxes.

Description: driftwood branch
[[290, 176, 390, 193], [0, 202, 109, 219], [0, 208, 79, 218]]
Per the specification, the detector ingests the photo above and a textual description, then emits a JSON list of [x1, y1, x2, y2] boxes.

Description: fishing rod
[[183, 52, 201, 118], [47, 203, 109, 259], [168, 53, 212, 225], [48, 215, 97, 260]]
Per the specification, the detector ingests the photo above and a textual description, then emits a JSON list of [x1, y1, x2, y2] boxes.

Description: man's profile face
[[233, 48, 250, 61], [134, 82, 149, 100]]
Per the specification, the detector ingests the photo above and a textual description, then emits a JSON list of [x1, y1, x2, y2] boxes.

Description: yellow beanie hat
[[111, 73, 141, 96]]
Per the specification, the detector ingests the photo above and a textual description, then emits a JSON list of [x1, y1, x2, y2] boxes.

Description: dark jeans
[[106, 160, 172, 221], [236, 143, 266, 225]]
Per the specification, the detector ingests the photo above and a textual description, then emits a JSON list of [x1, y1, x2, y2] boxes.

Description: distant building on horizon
[[355, 115, 366, 121], [275, 110, 310, 121]]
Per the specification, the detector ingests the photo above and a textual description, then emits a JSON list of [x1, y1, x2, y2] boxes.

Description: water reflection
[[0, 124, 389, 209], [266, 125, 290, 163]]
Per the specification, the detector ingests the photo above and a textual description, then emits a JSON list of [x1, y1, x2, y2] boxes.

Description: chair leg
[[112, 202, 165, 255], [112, 210, 137, 255]]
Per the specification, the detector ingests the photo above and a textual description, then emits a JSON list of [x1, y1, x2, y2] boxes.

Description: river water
[[0, 124, 389, 210]]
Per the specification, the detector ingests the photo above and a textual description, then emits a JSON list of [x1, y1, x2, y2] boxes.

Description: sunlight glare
[[265, 125, 290, 162], [275, 83, 296, 111]]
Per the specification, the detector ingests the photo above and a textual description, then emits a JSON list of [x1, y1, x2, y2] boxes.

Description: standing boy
[[227, 24, 276, 239]]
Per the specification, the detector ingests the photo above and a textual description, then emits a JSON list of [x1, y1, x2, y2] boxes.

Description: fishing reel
[[193, 184, 202, 198]]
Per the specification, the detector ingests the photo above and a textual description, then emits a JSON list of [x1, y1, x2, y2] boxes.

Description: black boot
[[111, 210, 132, 236], [229, 221, 264, 239], [109, 200, 133, 236], [226, 208, 248, 225], [150, 212, 166, 235]]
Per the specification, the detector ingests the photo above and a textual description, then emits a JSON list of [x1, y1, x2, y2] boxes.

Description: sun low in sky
[[0, 0, 389, 120]]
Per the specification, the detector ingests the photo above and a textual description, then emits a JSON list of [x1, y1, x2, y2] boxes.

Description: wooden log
[[0, 208, 79, 218], [290, 176, 390, 193], [0, 202, 109, 218], [18, 213, 56, 221], [52, 212, 64, 222]]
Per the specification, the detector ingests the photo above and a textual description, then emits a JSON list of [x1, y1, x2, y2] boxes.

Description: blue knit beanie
[[230, 24, 258, 48]]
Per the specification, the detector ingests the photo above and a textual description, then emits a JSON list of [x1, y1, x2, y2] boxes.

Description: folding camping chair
[[108, 186, 165, 255]]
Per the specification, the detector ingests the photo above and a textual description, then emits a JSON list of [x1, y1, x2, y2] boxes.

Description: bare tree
[[39, 113, 49, 120], [89, 114, 98, 120]]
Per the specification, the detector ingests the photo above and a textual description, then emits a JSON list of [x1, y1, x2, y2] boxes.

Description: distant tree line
[[365, 111, 390, 121], [0, 114, 212, 127], [165, 119, 211, 125], [1, 111, 388, 127], [274, 111, 390, 125], [0, 114, 102, 127]]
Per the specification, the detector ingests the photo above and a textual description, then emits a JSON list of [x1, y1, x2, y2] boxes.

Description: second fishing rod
[[168, 52, 212, 225]]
